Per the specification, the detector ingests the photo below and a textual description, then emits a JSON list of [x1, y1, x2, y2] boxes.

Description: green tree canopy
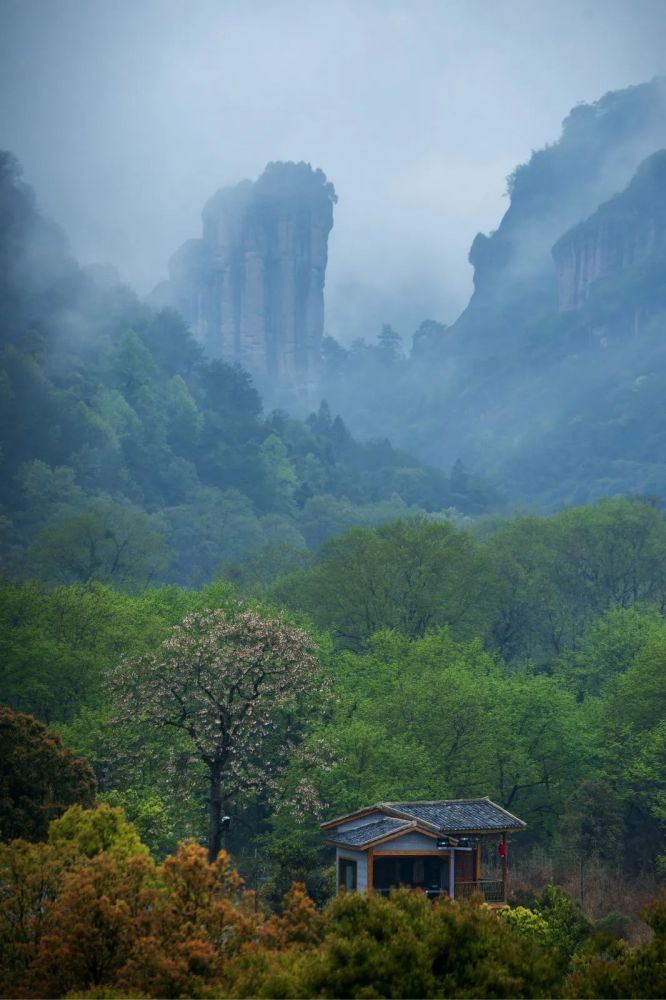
[[274, 518, 500, 649], [0, 707, 96, 842]]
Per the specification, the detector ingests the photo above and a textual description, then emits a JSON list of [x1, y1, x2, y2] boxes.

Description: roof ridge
[[359, 815, 408, 828], [321, 798, 527, 832], [385, 798, 490, 806], [379, 803, 414, 821], [380, 803, 450, 834]]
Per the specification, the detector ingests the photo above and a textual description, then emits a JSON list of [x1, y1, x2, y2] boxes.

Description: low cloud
[[1, 0, 665, 341]]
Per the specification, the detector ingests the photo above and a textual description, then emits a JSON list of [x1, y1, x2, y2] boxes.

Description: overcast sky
[[1, 0, 665, 341]]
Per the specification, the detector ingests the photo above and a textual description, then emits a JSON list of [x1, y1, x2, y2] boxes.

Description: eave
[[326, 819, 442, 852]]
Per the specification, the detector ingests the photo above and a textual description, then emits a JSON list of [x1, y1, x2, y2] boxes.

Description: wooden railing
[[374, 881, 506, 903], [375, 887, 445, 899], [455, 879, 505, 903]]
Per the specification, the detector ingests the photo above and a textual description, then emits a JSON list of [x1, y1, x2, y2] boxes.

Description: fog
[[1, 0, 665, 342]]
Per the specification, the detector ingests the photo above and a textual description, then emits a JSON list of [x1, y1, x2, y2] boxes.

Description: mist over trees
[[4, 61, 666, 1000], [319, 79, 666, 509], [0, 151, 498, 592]]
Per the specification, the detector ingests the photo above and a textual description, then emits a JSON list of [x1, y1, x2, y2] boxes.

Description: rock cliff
[[552, 150, 666, 311], [452, 78, 666, 350], [318, 79, 666, 510], [165, 162, 336, 401]]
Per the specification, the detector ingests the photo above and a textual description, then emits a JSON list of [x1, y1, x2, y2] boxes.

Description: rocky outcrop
[[166, 162, 336, 401], [454, 79, 666, 340], [552, 150, 666, 311]]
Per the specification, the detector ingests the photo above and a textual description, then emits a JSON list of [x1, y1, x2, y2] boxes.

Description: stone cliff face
[[167, 162, 336, 401], [455, 79, 666, 339], [552, 150, 666, 311], [312, 80, 666, 512]]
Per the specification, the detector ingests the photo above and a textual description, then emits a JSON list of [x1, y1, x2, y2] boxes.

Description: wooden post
[[475, 842, 481, 881], [367, 848, 374, 892], [501, 831, 508, 901]]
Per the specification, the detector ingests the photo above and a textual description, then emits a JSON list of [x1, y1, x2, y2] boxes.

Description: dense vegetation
[[3, 82, 666, 997], [2, 806, 666, 998], [3, 498, 666, 894], [0, 151, 496, 596], [319, 81, 666, 509]]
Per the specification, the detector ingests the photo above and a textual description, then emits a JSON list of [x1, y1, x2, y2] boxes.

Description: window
[[339, 857, 357, 890], [373, 856, 449, 895]]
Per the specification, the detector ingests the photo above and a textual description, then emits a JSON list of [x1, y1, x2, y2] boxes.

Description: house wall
[[336, 848, 368, 891], [375, 831, 437, 852]]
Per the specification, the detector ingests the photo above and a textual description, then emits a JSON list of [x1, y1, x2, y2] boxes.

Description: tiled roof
[[327, 817, 411, 847], [385, 799, 526, 832], [322, 798, 526, 841]]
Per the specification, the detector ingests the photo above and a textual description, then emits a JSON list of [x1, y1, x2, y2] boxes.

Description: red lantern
[[498, 842, 507, 857]]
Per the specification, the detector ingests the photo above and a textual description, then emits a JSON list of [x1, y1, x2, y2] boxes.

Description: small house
[[321, 798, 526, 906]]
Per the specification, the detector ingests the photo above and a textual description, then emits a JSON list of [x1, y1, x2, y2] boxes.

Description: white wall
[[374, 831, 438, 852]]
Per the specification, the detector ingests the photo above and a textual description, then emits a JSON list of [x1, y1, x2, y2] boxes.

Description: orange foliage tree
[[225, 887, 564, 999], [5, 803, 666, 1000], [22, 839, 258, 998]]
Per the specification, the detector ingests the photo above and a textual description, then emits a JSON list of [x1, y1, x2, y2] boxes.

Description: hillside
[[0, 152, 496, 590], [319, 79, 666, 508]]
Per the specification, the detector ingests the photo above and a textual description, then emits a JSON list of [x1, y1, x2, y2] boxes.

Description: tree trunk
[[208, 762, 223, 863]]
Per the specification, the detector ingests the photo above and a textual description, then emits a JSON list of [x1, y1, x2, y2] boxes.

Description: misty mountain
[[154, 162, 336, 407], [320, 78, 666, 508], [0, 152, 496, 590]]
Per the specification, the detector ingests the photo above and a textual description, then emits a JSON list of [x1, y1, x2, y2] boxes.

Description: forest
[[4, 498, 666, 996], [0, 150, 496, 594], [3, 59, 666, 1000], [318, 81, 666, 510]]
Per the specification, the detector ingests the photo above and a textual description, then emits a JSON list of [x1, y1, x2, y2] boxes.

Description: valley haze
[[1, 0, 666, 341], [4, 5, 666, 999]]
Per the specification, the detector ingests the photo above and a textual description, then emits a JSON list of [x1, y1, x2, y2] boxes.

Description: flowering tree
[[109, 606, 321, 860]]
